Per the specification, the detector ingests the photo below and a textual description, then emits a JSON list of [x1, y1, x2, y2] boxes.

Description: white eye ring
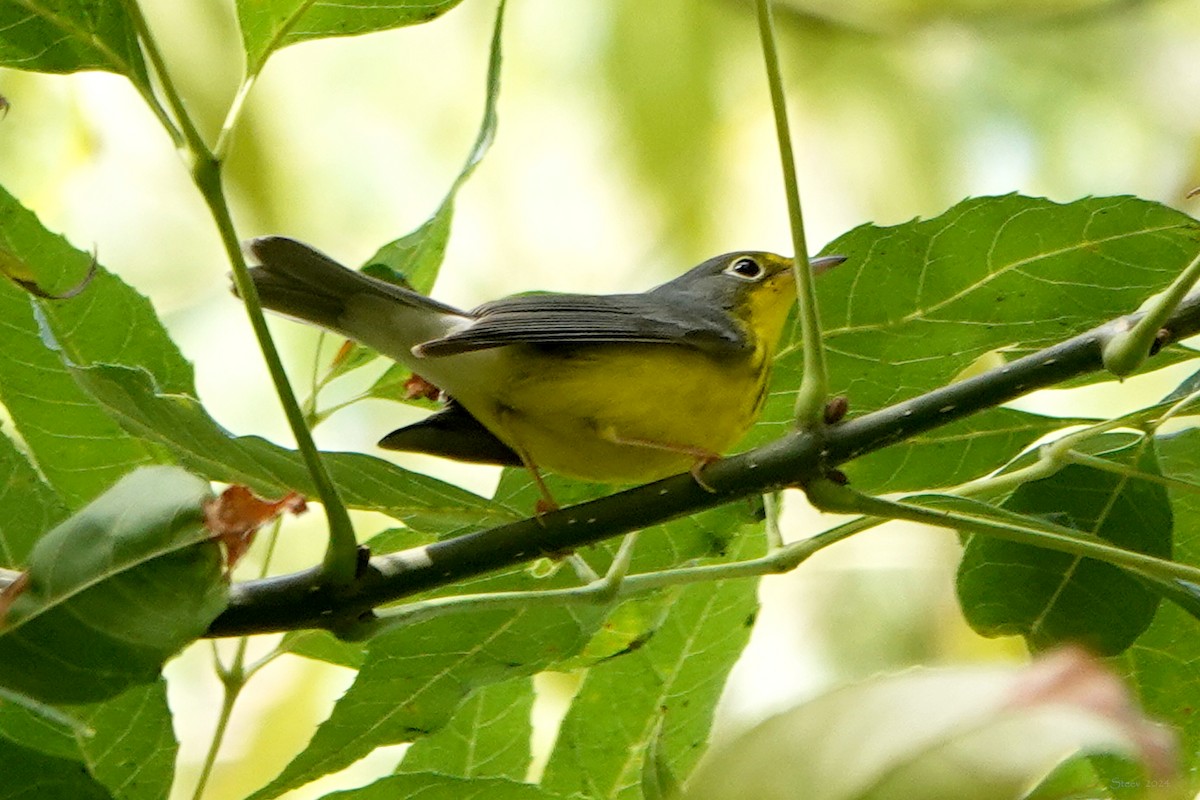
[[726, 257, 764, 281]]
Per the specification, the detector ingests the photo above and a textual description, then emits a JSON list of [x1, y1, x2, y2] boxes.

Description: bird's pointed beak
[[809, 254, 847, 275]]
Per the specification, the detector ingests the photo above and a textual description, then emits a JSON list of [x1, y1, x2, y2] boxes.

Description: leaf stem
[[190, 517, 287, 800], [1103, 250, 1200, 375], [1061, 449, 1200, 496], [119, 0, 210, 161], [755, 0, 826, 427], [947, 407, 1161, 501], [213, 75, 259, 162], [116, 0, 185, 148], [364, 536, 642, 635], [1149, 387, 1200, 431], [193, 161, 359, 586], [120, 0, 358, 587], [0, 687, 92, 737], [352, 517, 874, 637], [302, 334, 332, 425], [806, 480, 1200, 586], [190, 658, 243, 800]]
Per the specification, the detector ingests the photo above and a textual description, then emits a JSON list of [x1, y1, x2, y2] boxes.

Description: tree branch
[[195, 290, 1200, 635]]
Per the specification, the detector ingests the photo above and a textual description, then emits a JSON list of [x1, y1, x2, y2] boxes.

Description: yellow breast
[[464, 342, 769, 484]]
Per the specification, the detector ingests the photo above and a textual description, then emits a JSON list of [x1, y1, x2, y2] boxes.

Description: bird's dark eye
[[727, 257, 763, 280]]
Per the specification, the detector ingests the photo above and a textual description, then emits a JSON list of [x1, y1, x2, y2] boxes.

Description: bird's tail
[[243, 236, 463, 336]]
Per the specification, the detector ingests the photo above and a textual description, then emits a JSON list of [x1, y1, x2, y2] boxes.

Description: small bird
[[246, 237, 843, 508]]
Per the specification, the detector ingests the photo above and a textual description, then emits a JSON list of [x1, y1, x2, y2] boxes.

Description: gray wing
[[412, 293, 749, 357]]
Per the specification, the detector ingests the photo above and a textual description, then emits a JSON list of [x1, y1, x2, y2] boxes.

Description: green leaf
[[72, 681, 177, 800], [0, 283, 160, 507], [541, 532, 764, 798], [0, 188, 184, 507], [0, 185, 509, 532], [313, 339, 386, 390], [0, 737, 111, 800], [321, 773, 568, 800], [0, 466, 226, 704], [0, 681, 178, 799], [0, 429, 67, 567], [1161, 363, 1200, 405], [324, 0, 505, 396], [276, 628, 366, 669], [362, 0, 500, 295], [754, 195, 1200, 447], [0, 686, 92, 757], [843, 407, 1086, 494], [956, 436, 1172, 655], [1126, 573, 1200, 622], [362, 200, 454, 301], [62, 360, 514, 534], [32, 291, 194, 397], [557, 590, 679, 670], [0, 0, 149, 87], [1109, 428, 1200, 792], [398, 678, 534, 780], [339, 222, 449, 397], [641, 714, 681, 800], [236, 0, 467, 77], [246, 603, 602, 800]]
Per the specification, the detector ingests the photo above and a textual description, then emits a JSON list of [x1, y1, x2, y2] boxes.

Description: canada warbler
[[246, 237, 843, 505]]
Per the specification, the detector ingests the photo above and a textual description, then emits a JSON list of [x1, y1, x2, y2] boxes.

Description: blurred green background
[[2, 0, 1199, 796]]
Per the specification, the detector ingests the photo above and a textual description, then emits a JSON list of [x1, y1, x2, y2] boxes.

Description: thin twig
[[755, 0, 827, 427]]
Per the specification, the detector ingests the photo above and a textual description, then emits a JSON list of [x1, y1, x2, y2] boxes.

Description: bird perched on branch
[[245, 237, 842, 509]]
